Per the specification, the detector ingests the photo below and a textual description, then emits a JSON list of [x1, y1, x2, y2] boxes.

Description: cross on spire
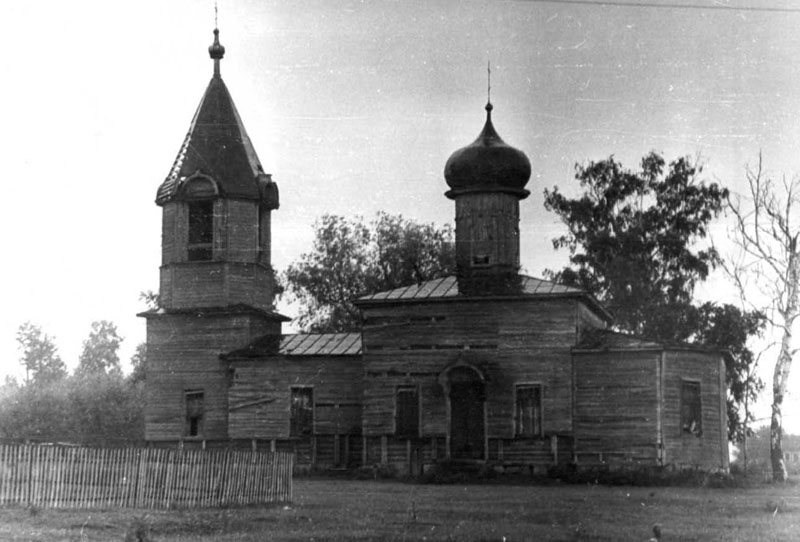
[[487, 60, 492, 106]]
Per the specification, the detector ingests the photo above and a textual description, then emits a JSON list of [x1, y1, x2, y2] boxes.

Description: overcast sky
[[3, 0, 800, 431]]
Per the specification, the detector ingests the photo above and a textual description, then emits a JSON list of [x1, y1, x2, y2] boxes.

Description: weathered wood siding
[[572, 350, 661, 464], [361, 297, 588, 442], [662, 350, 728, 470], [159, 262, 274, 311], [224, 199, 258, 262], [161, 202, 179, 265], [144, 313, 280, 442], [227, 356, 363, 440], [158, 198, 274, 312], [454, 193, 520, 274]]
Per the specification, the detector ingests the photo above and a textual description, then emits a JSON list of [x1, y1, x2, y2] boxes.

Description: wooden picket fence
[[0, 444, 292, 509]]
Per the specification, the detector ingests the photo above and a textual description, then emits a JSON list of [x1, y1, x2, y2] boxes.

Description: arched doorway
[[447, 365, 486, 460]]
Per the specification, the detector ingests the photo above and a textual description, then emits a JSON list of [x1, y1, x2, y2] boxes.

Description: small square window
[[515, 385, 542, 437], [681, 381, 702, 436]]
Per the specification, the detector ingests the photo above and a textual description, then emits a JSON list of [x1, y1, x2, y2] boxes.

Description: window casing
[[187, 200, 214, 261], [290, 387, 314, 437], [395, 386, 420, 438], [185, 390, 204, 437], [515, 384, 543, 437], [681, 380, 702, 436]]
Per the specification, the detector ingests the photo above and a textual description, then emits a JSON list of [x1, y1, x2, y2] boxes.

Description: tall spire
[[209, 27, 226, 77]]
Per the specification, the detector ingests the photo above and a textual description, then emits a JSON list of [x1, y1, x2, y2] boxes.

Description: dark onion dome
[[208, 28, 225, 60], [444, 102, 531, 199]]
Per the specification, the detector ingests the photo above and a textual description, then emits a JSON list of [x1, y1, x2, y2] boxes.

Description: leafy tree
[[725, 157, 800, 482], [692, 303, 766, 443], [16, 322, 67, 386], [139, 290, 160, 311], [76, 320, 123, 377], [283, 212, 455, 332], [129, 342, 147, 384], [544, 152, 762, 441], [544, 152, 728, 340], [0, 378, 72, 443], [68, 371, 144, 445]]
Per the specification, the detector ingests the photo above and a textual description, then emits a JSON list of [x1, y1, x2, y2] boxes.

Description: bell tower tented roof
[[156, 29, 270, 205]]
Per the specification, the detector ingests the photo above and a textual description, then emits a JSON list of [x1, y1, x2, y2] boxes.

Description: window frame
[[394, 385, 421, 439], [187, 199, 215, 261], [514, 383, 544, 438], [184, 389, 205, 438], [289, 386, 314, 438], [680, 379, 702, 437]]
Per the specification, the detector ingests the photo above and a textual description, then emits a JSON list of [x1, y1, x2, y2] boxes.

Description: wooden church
[[141, 29, 730, 474]]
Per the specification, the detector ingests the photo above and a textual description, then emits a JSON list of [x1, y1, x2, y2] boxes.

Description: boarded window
[[681, 380, 702, 436], [290, 387, 313, 437], [515, 385, 542, 437], [185, 390, 204, 437], [188, 200, 214, 261], [395, 386, 419, 438]]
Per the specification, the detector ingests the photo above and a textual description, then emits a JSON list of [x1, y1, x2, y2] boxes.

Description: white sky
[[2, 0, 800, 432]]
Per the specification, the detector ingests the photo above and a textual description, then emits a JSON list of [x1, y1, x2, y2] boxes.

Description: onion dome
[[208, 28, 226, 60], [444, 102, 531, 199]]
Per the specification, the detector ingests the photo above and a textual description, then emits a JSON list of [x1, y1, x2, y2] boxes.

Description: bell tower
[[141, 28, 287, 445]]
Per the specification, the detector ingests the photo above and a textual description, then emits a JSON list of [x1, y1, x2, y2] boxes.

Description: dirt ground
[[0, 478, 798, 541]]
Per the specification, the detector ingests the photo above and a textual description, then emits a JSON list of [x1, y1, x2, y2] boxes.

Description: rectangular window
[[185, 390, 204, 437], [681, 380, 702, 436], [188, 200, 214, 261], [290, 387, 314, 437], [395, 386, 419, 438], [515, 384, 543, 437]]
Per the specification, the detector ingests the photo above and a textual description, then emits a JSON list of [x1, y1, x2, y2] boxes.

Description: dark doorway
[[448, 366, 485, 460]]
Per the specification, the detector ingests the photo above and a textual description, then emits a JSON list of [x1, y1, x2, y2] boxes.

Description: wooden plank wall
[[161, 262, 273, 311], [145, 313, 280, 442], [361, 297, 583, 440], [572, 350, 661, 465], [661, 350, 728, 470], [224, 200, 258, 263], [0, 444, 292, 509], [228, 356, 363, 440]]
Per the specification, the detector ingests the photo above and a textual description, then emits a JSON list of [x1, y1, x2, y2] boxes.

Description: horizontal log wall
[[223, 199, 258, 262], [361, 297, 586, 439], [662, 350, 728, 470], [0, 444, 292, 509], [145, 313, 280, 442], [159, 262, 274, 311], [572, 350, 661, 465], [228, 356, 363, 440]]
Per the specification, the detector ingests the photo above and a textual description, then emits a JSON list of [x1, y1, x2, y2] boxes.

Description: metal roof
[[224, 332, 362, 360], [357, 275, 585, 302], [277, 333, 362, 356], [156, 31, 271, 205]]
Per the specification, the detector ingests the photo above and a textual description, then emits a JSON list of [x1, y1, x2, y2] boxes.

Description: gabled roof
[[355, 274, 613, 324], [223, 332, 362, 360]]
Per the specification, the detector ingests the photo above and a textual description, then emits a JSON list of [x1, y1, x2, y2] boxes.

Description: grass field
[[0, 479, 798, 541]]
